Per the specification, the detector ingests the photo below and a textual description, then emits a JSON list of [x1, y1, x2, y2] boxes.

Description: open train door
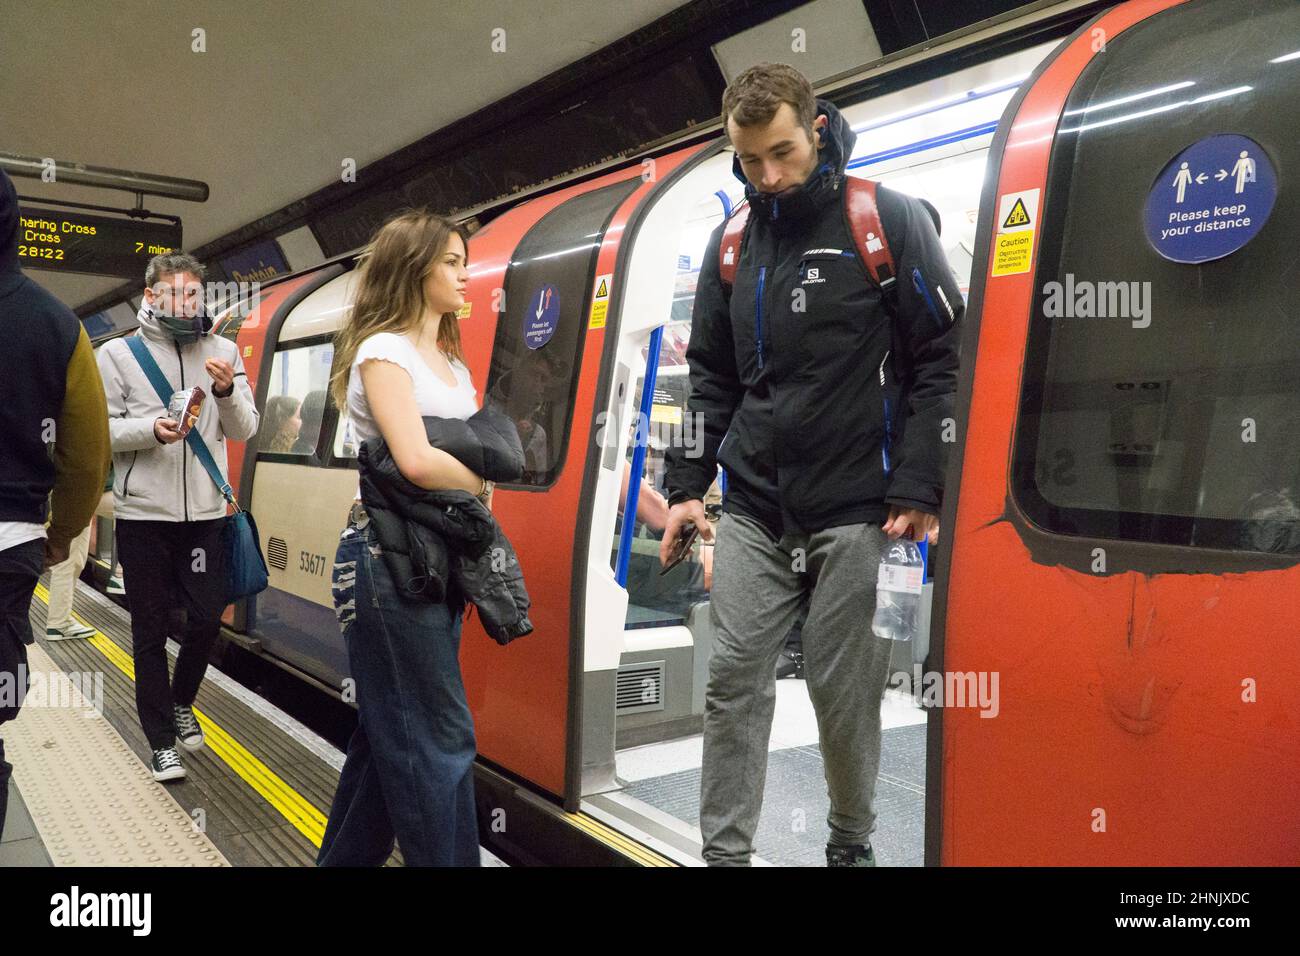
[[930, 0, 1300, 865]]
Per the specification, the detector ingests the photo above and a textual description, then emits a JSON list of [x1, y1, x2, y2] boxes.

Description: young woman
[[318, 210, 489, 867]]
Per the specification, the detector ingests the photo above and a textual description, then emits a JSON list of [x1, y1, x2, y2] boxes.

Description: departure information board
[[16, 205, 182, 279]]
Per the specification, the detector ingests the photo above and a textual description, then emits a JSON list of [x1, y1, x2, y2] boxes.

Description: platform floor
[[2, 777, 51, 866], [613, 681, 929, 866], [622, 726, 926, 866], [0, 578, 502, 867]]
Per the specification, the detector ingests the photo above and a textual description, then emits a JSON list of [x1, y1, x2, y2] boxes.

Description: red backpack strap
[[717, 201, 751, 293], [843, 177, 896, 296]]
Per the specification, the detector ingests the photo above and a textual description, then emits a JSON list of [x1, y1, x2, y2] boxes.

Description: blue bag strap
[[184, 429, 239, 510], [125, 335, 175, 406], [124, 335, 240, 511]]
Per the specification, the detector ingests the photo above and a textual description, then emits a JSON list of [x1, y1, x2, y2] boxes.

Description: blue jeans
[[317, 519, 481, 867]]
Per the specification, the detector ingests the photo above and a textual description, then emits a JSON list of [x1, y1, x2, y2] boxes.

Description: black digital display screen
[[16, 205, 182, 279]]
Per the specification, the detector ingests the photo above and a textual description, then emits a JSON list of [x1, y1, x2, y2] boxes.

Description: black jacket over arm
[[359, 406, 533, 645]]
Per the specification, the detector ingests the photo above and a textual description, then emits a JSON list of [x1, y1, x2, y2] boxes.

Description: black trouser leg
[[171, 518, 226, 708], [116, 520, 181, 750], [0, 539, 43, 837]]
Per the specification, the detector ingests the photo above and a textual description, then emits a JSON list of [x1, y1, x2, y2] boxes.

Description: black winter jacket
[[358, 407, 533, 645], [664, 99, 963, 536]]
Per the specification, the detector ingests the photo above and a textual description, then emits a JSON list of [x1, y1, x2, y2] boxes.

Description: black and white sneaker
[[173, 705, 205, 752], [150, 747, 186, 782], [826, 842, 876, 867]]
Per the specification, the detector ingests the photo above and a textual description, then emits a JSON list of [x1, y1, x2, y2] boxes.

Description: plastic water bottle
[[871, 539, 925, 642]]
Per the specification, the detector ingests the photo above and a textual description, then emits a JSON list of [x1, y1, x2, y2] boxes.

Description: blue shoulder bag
[[126, 336, 270, 603]]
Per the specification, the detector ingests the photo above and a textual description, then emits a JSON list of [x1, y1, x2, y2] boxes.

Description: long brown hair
[[329, 209, 469, 411]]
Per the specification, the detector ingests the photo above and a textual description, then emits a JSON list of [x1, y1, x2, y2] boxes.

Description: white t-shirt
[[347, 332, 479, 446], [0, 522, 45, 553]]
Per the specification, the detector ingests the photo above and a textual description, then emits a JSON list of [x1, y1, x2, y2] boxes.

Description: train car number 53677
[[299, 551, 327, 576]]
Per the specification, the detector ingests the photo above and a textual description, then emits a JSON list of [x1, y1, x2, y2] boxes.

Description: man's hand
[[660, 499, 713, 567], [154, 417, 186, 444], [883, 505, 939, 544], [205, 357, 235, 396], [43, 537, 69, 571]]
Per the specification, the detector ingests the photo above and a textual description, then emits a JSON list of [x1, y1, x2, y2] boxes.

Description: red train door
[[456, 149, 700, 805], [931, 0, 1300, 864]]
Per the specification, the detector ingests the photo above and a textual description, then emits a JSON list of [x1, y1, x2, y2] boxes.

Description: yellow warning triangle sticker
[[596, 278, 609, 298], [1002, 198, 1031, 229]]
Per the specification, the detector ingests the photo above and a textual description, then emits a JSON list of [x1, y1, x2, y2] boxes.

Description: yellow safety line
[[34, 583, 327, 847], [35, 583, 675, 866], [561, 811, 676, 867]]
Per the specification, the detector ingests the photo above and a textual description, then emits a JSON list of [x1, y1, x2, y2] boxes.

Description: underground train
[[86, 0, 1300, 865]]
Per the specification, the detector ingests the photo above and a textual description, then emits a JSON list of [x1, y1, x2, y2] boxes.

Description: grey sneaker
[[150, 747, 186, 782], [826, 843, 876, 867], [173, 705, 205, 752]]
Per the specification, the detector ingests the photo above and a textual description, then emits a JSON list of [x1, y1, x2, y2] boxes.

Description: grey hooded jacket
[[96, 306, 259, 521]]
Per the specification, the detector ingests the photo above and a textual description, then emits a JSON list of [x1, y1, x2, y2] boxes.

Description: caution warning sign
[[992, 188, 1040, 277], [589, 272, 613, 329], [1002, 197, 1031, 229], [992, 231, 1035, 277]]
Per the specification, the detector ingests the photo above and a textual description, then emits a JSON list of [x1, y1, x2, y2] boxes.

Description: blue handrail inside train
[[616, 324, 665, 586]]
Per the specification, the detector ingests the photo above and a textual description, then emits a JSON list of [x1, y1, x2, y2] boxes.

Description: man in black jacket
[[0, 169, 110, 837], [661, 64, 962, 866]]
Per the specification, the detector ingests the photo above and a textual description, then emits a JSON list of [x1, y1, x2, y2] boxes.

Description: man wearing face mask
[[96, 254, 259, 782]]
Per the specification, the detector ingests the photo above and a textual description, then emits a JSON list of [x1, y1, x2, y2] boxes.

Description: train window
[[332, 412, 359, 461], [483, 177, 640, 487], [260, 342, 334, 459], [1011, 0, 1300, 553]]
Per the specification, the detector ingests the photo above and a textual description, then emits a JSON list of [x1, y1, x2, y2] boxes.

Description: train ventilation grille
[[267, 537, 289, 571], [616, 661, 665, 714]]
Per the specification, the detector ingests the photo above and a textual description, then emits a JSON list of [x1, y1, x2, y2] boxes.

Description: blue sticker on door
[[1144, 133, 1277, 264], [525, 284, 560, 349]]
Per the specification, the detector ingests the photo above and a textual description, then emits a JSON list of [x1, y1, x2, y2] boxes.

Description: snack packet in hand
[[168, 386, 206, 436]]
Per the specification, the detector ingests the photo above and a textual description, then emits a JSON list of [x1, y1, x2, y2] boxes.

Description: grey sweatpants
[[700, 511, 893, 866]]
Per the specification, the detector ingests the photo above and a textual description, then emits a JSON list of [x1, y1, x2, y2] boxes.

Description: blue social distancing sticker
[[1144, 133, 1277, 264], [525, 284, 560, 349]]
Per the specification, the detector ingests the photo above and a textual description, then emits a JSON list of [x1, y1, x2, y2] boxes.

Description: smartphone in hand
[[659, 522, 700, 576]]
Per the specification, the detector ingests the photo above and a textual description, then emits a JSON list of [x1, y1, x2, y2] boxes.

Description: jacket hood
[[731, 98, 857, 222], [0, 169, 19, 276]]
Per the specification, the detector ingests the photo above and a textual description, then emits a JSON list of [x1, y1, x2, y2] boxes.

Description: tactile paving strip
[[6, 643, 228, 867]]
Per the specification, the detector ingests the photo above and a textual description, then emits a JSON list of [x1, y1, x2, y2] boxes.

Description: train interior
[[584, 39, 1058, 866]]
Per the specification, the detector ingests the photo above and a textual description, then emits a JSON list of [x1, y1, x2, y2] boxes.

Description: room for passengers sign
[[16, 204, 182, 279]]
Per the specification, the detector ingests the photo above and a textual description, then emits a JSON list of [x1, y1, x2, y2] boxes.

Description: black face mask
[[152, 303, 210, 344]]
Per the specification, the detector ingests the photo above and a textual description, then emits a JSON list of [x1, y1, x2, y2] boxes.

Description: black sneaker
[[150, 747, 186, 782], [775, 651, 798, 680], [173, 705, 205, 752], [826, 843, 876, 867]]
